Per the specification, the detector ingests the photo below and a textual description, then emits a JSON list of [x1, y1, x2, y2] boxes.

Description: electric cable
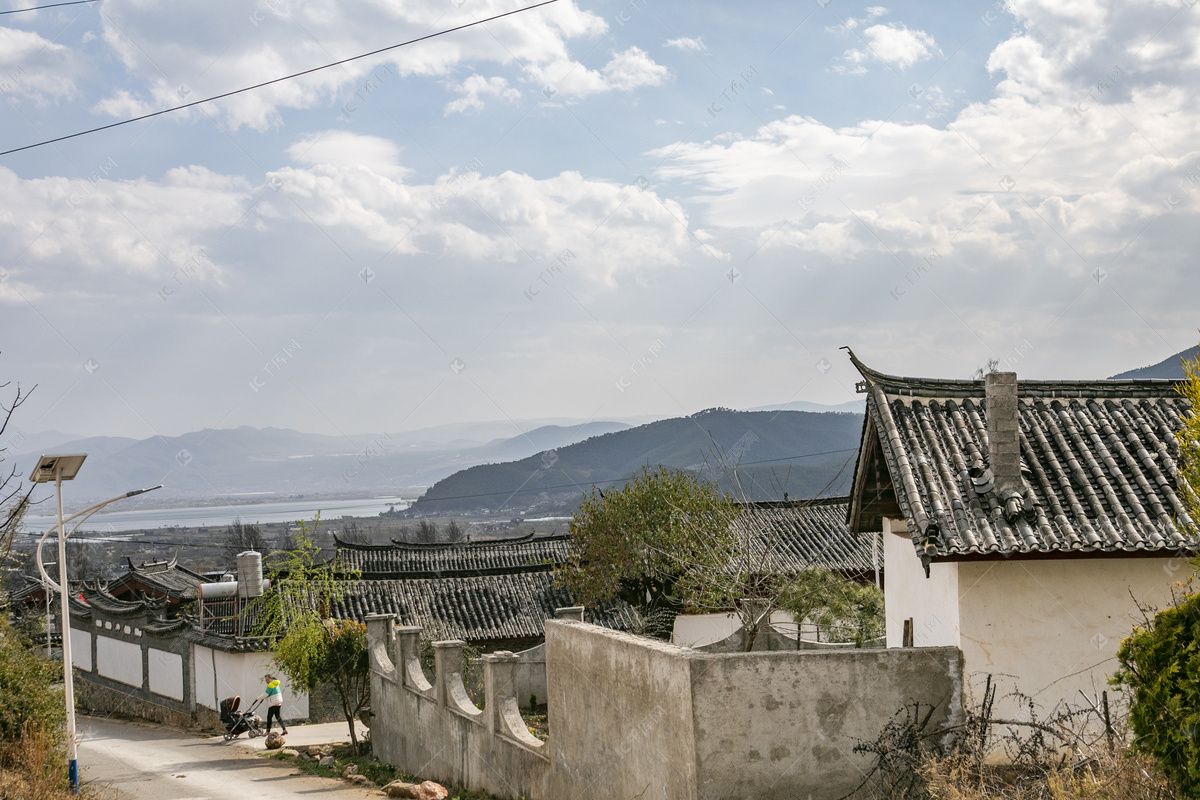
[[0, 0, 96, 16], [0, 0, 559, 157]]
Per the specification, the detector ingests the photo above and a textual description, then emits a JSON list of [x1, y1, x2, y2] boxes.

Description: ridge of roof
[[389, 533, 569, 549], [844, 347, 1185, 399], [739, 496, 850, 510]]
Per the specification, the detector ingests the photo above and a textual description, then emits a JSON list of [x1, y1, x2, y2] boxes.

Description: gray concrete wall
[[689, 646, 962, 800], [513, 642, 547, 708], [366, 616, 550, 799], [367, 616, 963, 800], [545, 621, 700, 800]]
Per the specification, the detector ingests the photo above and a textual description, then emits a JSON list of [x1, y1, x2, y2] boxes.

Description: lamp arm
[[34, 485, 163, 593]]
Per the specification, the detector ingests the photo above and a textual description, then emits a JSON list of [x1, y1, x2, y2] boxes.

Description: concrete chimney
[[985, 372, 1021, 496]]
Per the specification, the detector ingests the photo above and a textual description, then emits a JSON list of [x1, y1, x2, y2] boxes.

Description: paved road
[[77, 716, 378, 800]]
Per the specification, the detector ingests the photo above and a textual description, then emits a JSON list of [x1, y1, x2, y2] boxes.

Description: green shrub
[[1113, 588, 1200, 798], [0, 620, 64, 749]]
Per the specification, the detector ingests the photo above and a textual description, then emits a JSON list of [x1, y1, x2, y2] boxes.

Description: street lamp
[[30, 453, 161, 794]]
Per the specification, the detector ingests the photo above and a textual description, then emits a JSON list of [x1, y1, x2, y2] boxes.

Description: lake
[[23, 496, 411, 533]]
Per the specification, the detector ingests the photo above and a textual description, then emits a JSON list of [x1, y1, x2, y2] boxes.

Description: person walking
[[257, 673, 288, 735]]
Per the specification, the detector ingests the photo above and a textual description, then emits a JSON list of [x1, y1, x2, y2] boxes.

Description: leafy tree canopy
[[253, 514, 369, 751], [558, 466, 738, 610]]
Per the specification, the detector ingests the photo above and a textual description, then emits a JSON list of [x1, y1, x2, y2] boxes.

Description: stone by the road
[[343, 764, 359, 778], [279, 748, 300, 757], [264, 731, 285, 750], [319, 755, 336, 768], [415, 780, 449, 799]]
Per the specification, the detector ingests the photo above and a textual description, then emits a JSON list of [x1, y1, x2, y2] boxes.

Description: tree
[[0, 367, 34, 606], [445, 519, 465, 542], [223, 519, 266, 567], [780, 567, 885, 646], [337, 520, 372, 546], [253, 514, 369, 752], [414, 519, 439, 543], [1109, 342, 1200, 796], [561, 465, 883, 651], [1178, 344, 1200, 527], [560, 467, 734, 609], [1114, 590, 1200, 797]]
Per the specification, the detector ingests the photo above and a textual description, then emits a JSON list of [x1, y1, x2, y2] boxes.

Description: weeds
[[850, 676, 1181, 800]]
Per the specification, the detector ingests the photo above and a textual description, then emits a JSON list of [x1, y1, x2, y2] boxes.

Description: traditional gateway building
[[844, 350, 1197, 718]]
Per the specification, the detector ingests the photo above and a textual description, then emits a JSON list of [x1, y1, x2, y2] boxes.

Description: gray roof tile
[[846, 352, 1197, 562]]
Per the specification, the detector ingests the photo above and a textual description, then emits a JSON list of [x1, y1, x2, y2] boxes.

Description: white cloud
[[838, 23, 939, 73], [652, 2, 1200, 283], [92, 89, 153, 118], [536, 46, 670, 98], [445, 74, 520, 115], [94, 0, 663, 129], [0, 164, 246, 289], [600, 47, 670, 92], [0, 25, 84, 100], [664, 36, 706, 52], [259, 158, 721, 279], [286, 131, 409, 178]]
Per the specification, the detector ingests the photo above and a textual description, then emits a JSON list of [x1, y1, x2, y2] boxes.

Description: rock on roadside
[[383, 780, 449, 799]]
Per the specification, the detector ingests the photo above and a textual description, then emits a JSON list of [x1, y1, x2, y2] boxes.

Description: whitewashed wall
[[148, 648, 184, 701], [956, 556, 1182, 717], [671, 611, 797, 648], [193, 644, 308, 720], [97, 636, 142, 687], [70, 629, 92, 672], [883, 517, 961, 648]]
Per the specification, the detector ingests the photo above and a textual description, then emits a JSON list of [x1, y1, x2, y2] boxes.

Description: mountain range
[[9, 345, 1193, 512], [1108, 345, 1199, 379], [8, 420, 631, 507], [408, 408, 865, 515]]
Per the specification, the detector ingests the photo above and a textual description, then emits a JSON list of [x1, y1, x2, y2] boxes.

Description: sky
[[0, 0, 1197, 443]]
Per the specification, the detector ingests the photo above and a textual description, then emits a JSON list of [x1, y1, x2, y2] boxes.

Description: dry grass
[[852, 681, 1184, 800], [0, 723, 73, 799], [0, 723, 112, 800], [922, 750, 1179, 800]]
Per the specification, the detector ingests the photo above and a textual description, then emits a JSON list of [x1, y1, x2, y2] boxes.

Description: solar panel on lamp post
[[29, 454, 162, 794]]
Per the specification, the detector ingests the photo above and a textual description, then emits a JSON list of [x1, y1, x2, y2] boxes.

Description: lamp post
[[30, 453, 161, 794]]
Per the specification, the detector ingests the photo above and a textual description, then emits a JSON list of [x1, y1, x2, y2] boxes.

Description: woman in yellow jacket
[[256, 674, 288, 735]]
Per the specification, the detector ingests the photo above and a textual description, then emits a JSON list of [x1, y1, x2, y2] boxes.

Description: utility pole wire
[[0, 0, 96, 15], [0, 0, 560, 158]]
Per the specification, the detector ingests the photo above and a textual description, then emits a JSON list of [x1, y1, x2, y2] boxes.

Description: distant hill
[[12, 422, 631, 507], [409, 408, 865, 515], [1109, 346, 1199, 379], [745, 399, 864, 413]]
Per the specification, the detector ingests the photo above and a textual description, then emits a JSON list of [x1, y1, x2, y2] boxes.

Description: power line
[[0, 0, 560, 157], [0, 0, 96, 15]]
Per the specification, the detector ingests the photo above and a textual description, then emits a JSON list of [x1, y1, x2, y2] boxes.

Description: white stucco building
[[844, 352, 1196, 720]]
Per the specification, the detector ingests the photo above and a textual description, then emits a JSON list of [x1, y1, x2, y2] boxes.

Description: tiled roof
[[330, 571, 636, 644], [331, 533, 569, 578], [77, 581, 169, 618], [736, 498, 874, 574], [846, 352, 1197, 564], [107, 556, 209, 600]]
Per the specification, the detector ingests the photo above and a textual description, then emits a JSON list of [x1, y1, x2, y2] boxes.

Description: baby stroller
[[219, 695, 265, 740]]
